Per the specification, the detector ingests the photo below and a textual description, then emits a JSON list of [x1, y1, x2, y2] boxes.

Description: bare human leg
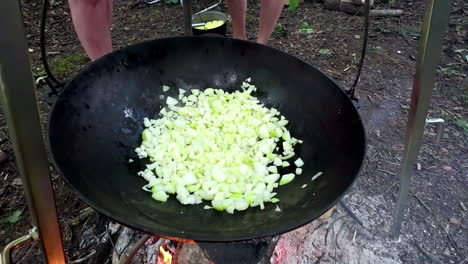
[[257, 0, 283, 44], [226, 0, 247, 40], [68, 0, 113, 61]]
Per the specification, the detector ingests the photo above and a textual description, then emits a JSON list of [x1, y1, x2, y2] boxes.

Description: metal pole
[[391, 0, 452, 238], [0, 1, 66, 263], [183, 0, 193, 36]]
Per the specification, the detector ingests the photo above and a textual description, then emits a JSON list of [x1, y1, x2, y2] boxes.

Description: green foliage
[[454, 49, 468, 53], [52, 54, 87, 76], [455, 119, 468, 134], [171, 25, 179, 32], [0, 210, 22, 224], [164, 0, 179, 4], [319, 49, 332, 55], [400, 24, 420, 41], [51, 0, 62, 7], [437, 66, 457, 76], [288, 0, 300, 11], [298, 22, 313, 34], [273, 23, 285, 38]]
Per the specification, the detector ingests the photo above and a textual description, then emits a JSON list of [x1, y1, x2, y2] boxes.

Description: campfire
[[157, 241, 177, 264]]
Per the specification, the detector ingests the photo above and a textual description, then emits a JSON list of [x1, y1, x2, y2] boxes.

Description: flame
[[158, 244, 173, 264]]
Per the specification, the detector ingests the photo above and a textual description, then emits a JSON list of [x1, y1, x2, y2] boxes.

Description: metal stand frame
[[0, 1, 66, 263], [0, 0, 451, 262], [391, 0, 452, 238]]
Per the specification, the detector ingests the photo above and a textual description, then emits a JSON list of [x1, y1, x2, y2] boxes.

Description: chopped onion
[[294, 158, 304, 168], [136, 79, 305, 213], [279, 173, 295, 186], [311, 172, 323, 181], [166, 96, 178, 105]]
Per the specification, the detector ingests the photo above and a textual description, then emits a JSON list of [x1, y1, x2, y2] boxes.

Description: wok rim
[[47, 36, 367, 242]]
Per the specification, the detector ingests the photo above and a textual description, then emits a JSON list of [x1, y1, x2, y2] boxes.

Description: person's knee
[[69, 0, 106, 7]]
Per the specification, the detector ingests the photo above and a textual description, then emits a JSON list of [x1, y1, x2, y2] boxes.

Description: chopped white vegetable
[[296, 168, 303, 175], [159, 95, 165, 100], [311, 172, 323, 181], [136, 78, 305, 213], [162, 85, 170, 92], [294, 158, 304, 168], [166, 96, 178, 105], [301, 184, 307, 188], [273, 157, 282, 166], [275, 205, 281, 212], [279, 173, 295, 185], [129, 159, 134, 163]]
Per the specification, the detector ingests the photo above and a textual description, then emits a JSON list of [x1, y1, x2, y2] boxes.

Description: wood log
[[352, 0, 375, 6], [324, 0, 402, 16], [369, 9, 403, 16], [324, 0, 365, 15]]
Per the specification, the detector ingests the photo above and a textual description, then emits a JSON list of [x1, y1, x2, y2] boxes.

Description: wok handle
[[345, 0, 371, 102], [183, 0, 193, 36], [0, 228, 38, 264]]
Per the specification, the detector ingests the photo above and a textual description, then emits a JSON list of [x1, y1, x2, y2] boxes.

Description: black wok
[[48, 36, 365, 242]]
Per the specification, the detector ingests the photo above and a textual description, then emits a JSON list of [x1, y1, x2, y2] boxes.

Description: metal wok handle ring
[[0, 228, 38, 264], [346, 0, 371, 103]]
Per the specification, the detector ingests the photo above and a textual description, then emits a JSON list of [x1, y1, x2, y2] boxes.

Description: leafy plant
[[455, 25, 462, 31], [455, 119, 468, 134], [319, 49, 332, 55], [354, 35, 361, 39], [51, 0, 62, 7], [273, 23, 285, 38], [400, 24, 420, 41], [288, 0, 300, 11], [437, 66, 457, 76], [0, 210, 22, 224], [164, 0, 179, 4], [171, 25, 179, 32], [52, 54, 87, 77], [298, 22, 313, 34]]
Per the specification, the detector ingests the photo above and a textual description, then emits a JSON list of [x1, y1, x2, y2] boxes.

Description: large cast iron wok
[[48, 36, 366, 242]]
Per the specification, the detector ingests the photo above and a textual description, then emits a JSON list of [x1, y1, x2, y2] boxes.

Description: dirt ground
[[0, 0, 466, 263]]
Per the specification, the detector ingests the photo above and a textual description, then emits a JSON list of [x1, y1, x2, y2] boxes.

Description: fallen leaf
[[319, 49, 332, 55], [0, 210, 22, 224]]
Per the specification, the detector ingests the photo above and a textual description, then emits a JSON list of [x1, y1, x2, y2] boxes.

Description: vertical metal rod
[[183, 0, 193, 36], [0, 1, 66, 263], [391, 0, 452, 238]]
